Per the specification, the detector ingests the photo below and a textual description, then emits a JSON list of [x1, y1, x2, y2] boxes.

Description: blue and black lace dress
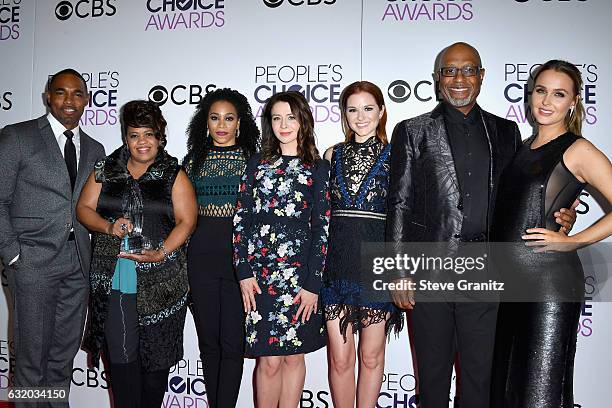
[[321, 136, 403, 338]]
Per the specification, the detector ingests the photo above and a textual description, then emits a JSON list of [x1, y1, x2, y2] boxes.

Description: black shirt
[[442, 102, 490, 238]]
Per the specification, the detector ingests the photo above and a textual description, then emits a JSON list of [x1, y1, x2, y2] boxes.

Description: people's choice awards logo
[[164, 359, 207, 408], [80, 70, 120, 126], [503, 62, 597, 126], [382, 0, 474, 22], [55, 0, 117, 21], [145, 0, 225, 31], [253, 64, 343, 123], [0, 0, 21, 41], [378, 372, 420, 408]]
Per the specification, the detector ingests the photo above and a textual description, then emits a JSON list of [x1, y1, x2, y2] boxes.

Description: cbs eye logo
[[388, 80, 411, 103], [263, 0, 283, 7], [148, 83, 217, 106], [263, 0, 336, 8], [55, 0, 117, 21], [55, 1, 73, 20], [148, 85, 169, 106], [387, 80, 433, 103]]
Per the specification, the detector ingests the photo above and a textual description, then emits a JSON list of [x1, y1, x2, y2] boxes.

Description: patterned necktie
[[64, 129, 77, 190]]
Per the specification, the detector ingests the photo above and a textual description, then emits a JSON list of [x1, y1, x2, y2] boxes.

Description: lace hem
[[324, 303, 404, 342]]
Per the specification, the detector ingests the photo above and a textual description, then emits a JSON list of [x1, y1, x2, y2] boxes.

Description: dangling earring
[[569, 105, 575, 118], [206, 133, 213, 146], [236, 127, 240, 139]]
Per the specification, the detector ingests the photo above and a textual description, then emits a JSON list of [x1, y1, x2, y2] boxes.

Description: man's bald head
[[438, 42, 482, 72]]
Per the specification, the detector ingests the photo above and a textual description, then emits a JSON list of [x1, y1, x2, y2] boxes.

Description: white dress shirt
[[47, 112, 81, 165], [8, 114, 82, 265]]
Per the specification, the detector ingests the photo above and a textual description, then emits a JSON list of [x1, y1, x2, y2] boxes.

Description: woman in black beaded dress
[[233, 91, 330, 408], [183, 88, 259, 408], [77, 100, 198, 408], [321, 81, 403, 408], [491, 60, 612, 408]]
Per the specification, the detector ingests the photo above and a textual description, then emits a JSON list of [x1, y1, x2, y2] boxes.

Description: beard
[[441, 86, 475, 108]]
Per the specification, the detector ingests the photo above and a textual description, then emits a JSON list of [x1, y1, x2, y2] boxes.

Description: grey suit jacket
[[386, 103, 522, 245], [0, 115, 106, 276]]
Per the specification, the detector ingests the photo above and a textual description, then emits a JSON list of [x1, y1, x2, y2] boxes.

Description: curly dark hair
[[183, 88, 260, 177], [261, 91, 319, 165], [120, 100, 167, 148]]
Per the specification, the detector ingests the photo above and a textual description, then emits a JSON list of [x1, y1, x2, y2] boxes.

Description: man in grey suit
[[0, 69, 105, 406]]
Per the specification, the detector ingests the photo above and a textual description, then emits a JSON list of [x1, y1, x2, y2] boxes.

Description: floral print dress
[[233, 153, 331, 356]]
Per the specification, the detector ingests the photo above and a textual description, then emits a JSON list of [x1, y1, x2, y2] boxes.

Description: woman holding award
[[76, 100, 197, 408]]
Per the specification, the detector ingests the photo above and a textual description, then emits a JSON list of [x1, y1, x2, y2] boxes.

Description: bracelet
[[107, 221, 114, 236], [159, 242, 169, 261]]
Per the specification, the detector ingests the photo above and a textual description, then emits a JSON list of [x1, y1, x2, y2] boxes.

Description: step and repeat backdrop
[[1, 1, 611, 407]]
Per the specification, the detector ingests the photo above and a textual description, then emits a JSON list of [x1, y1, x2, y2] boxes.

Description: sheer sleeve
[[233, 154, 260, 280], [303, 159, 331, 293]]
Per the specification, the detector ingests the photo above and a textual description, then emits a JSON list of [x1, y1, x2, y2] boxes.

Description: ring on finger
[[120, 223, 127, 231]]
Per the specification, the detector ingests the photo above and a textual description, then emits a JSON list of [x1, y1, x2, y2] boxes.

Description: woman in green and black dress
[[183, 88, 259, 408]]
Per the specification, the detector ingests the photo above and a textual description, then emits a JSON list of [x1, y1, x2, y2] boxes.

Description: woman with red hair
[[321, 81, 403, 408]]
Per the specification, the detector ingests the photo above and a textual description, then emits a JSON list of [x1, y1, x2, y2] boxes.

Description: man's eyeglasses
[[439, 66, 482, 77]]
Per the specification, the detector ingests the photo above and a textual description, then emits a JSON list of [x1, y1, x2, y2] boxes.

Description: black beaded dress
[[84, 146, 188, 372], [233, 153, 331, 357], [490, 132, 585, 408], [321, 137, 403, 338]]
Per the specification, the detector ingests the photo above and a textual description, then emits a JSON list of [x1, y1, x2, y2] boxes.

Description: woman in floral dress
[[233, 91, 330, 407]]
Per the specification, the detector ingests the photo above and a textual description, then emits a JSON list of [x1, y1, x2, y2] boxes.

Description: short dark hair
[[47, 68, 88, 92], [120, 100, 168, 148]]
